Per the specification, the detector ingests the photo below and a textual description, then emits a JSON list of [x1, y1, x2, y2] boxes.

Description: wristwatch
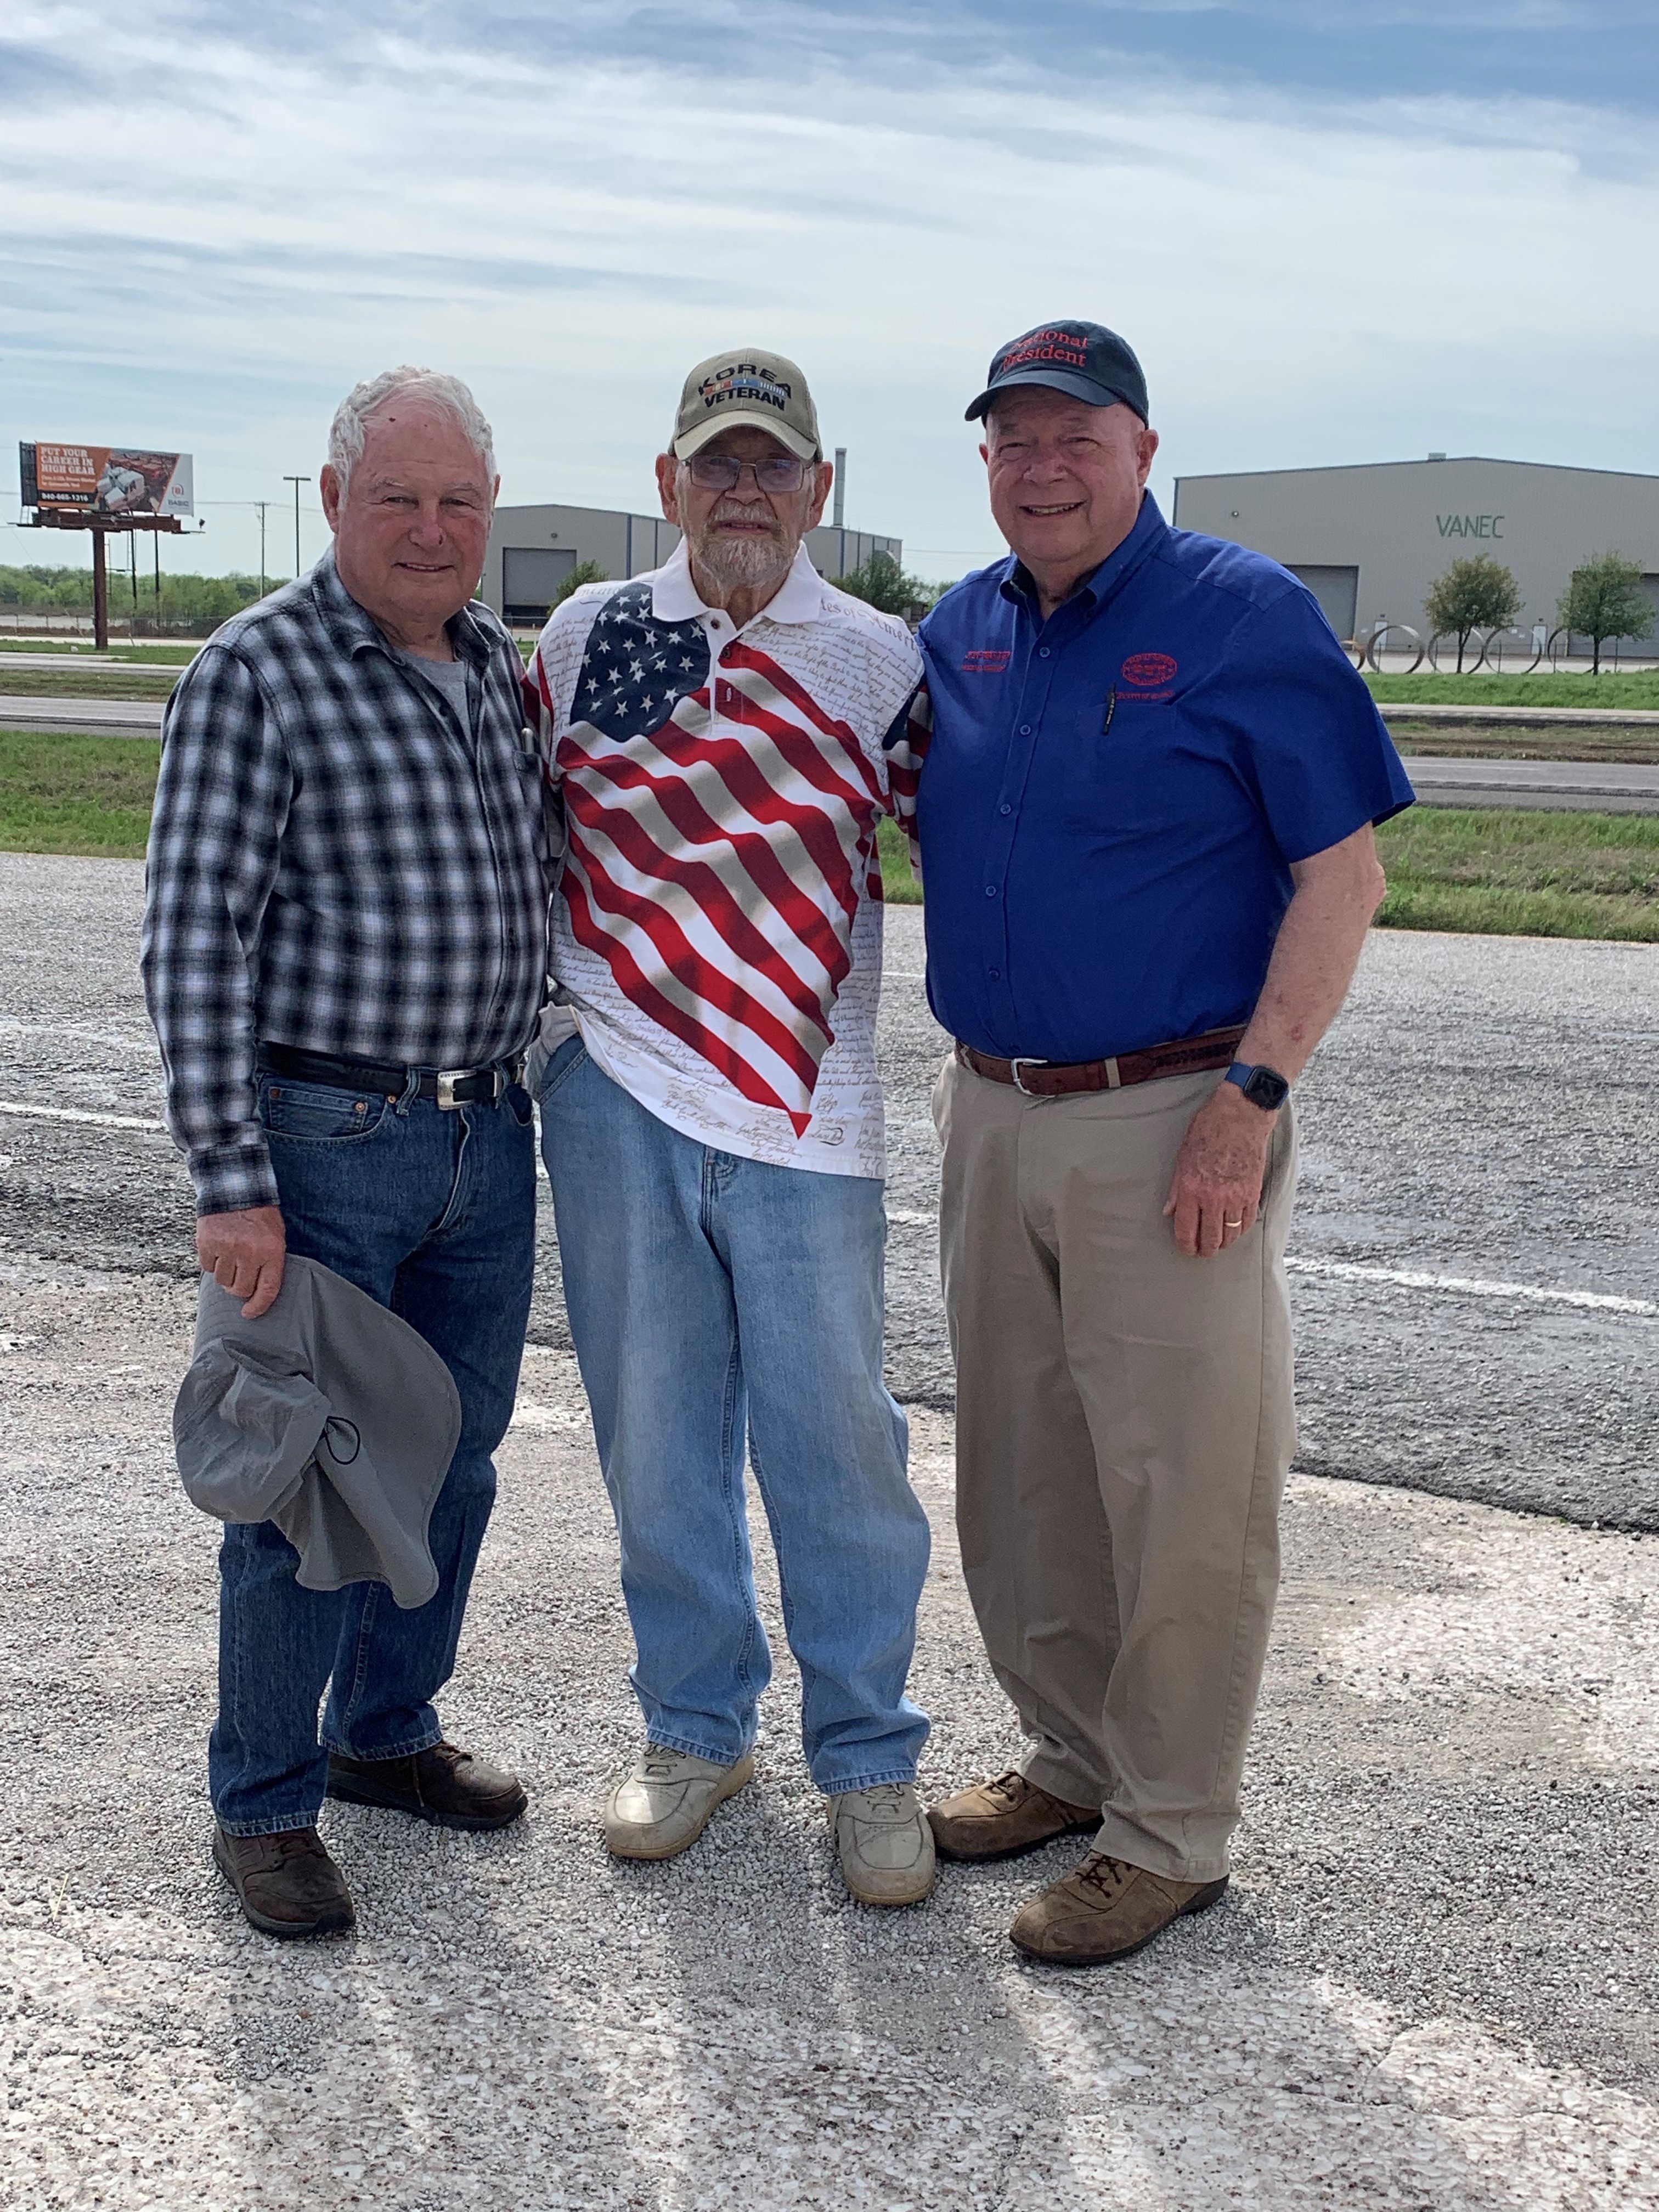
[[1224, 1061, 1290, 1112]]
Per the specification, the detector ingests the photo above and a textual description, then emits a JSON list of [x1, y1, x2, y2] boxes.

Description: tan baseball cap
[[672, 349, 821, 460]]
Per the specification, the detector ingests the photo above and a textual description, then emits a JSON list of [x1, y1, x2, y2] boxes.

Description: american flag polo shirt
[[529, 540, 926, 1178], [142, 553, 550, 1217]]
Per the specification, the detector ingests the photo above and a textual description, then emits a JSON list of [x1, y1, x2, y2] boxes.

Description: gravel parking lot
[[2, 854, 1656, 2207], [4, 855, 1651, 1531]]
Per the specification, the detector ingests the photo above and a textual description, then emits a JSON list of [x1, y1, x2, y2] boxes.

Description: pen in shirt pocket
[[1101, 686, 1117, 735]]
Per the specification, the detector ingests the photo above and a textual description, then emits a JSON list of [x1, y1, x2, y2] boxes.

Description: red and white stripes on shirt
[[528, 541, 926, 1177]]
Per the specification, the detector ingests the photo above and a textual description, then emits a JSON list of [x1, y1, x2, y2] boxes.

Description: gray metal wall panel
[[1171, 460, 1659, 641], [502, 546, 577, 619]]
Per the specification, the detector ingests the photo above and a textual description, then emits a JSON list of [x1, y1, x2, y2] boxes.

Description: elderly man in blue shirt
[[919, 320, 1413, 1966]]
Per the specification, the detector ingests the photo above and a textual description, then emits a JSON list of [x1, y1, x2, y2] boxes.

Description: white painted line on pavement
[[888, 1211, 1656, 1318], [0, 1099, 164, 1133], [1285, 1255, 1657, 1317], [1, 1097, 1649, 1322]]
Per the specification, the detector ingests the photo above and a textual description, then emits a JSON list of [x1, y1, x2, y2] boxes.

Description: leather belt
[[955, 1024, 1247, 1097], [257, 1042, 526, 1109]]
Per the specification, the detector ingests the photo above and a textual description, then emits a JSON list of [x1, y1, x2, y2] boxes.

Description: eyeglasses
[[684, 454, 816, 494]]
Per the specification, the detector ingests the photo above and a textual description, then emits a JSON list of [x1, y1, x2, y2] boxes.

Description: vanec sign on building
[[1171, 454, 1659, 648]]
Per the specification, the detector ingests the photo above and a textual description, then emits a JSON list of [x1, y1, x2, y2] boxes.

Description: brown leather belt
[[955, 1024, 1246, 1097]]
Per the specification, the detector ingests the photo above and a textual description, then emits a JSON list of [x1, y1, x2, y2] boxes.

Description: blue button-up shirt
[[916, 496, 1414, 1064]]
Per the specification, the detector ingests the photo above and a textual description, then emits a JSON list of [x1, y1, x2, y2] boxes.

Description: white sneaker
[[604, 1745, 754, 1860], [827, 1782, 937, 1905]]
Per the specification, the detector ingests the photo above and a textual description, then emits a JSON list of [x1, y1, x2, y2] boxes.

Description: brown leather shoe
[[326, 1740, 528, 1831], [1009, 1850, 1228, 1966], [928, 1769, 1100, 1862], [212, 1824, 356, 1940]]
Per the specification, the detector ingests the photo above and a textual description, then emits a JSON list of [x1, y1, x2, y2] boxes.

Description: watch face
[[1243, 1065, 1290, 1111]]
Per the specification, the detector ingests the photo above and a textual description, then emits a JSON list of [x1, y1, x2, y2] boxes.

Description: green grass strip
[[4, 738, 1655, 943], [0, 640, 201, 665], [1375, 804, 1659, 940], [0, 731, 161, 859], [1366, 670, 1659, 711], [0, 667, 178, 702]]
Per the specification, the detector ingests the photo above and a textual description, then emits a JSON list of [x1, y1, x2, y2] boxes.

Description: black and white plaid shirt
[[142, 552, 549, 1216]]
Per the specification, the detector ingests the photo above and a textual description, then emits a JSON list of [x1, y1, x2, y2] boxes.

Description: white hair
[[327, 366, 495, 494]]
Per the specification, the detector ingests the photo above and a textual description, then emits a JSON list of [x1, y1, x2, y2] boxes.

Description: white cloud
[[2, 4, 1655, 579]]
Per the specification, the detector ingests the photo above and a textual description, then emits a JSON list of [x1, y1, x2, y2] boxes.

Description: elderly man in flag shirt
[[526, 349, 935, 1906]]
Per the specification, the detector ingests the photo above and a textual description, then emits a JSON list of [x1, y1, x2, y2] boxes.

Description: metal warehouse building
[[1171, 456, 1659, 648], [481, 501, 901, 625]]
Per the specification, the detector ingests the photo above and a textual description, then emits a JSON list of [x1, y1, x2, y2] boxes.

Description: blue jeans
[[208, 1073, 537, 1835], [539, 1038, 930, 1793]]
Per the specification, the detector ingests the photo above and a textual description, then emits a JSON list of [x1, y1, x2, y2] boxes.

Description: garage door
[[1287, 564, 1359, 644], [503, 546, 578, 622]]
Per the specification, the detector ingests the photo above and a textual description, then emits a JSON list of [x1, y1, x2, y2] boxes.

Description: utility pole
[[832, 447, 847, 529], [255, 500, 272, 596], [283, 476, 311, 579], [91, 528, 109, 652]]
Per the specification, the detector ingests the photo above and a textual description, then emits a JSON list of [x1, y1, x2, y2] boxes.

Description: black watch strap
[[1224, 1060, 1290, 1111]]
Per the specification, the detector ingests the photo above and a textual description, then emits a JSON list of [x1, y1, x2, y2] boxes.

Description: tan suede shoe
[[928, 1769, 1100, 1863], [828, 1783, 936, 1906], [605, 1746, 755, 1860], [1009, 1850, 1229, 1965]]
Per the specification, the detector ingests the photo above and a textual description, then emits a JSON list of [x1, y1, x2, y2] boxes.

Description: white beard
[[691, 521, 794, 598]]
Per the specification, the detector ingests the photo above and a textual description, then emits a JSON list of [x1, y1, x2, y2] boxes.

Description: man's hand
[[1163, 1084, 1276, 1259], [197, 1205, 287, 1318]]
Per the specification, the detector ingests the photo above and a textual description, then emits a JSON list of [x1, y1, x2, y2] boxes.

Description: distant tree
[[1556, 551, 1655, 678], [0, 563, 267, 632], [829, 550, 935, 620], [1423, 555, 1522, 673], [551, 558, 606, 608]]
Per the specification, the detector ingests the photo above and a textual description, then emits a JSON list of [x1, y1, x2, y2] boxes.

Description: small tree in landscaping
[[829, 550, 935, 619], [1557, 551, 1655, 676], [1423, 555, 1522, 673], [551, 558, 606, 608]]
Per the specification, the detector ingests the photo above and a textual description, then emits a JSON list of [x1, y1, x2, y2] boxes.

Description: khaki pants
[[933, 1052, 1298, 1883]]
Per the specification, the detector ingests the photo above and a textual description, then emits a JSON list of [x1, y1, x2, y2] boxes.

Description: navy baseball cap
[[965, 319, 1149, 424]]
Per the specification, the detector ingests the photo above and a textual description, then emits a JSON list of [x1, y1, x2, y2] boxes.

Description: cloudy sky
[[3, 1, 1656, 582]]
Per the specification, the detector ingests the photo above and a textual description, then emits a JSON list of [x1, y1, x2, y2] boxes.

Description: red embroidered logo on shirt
[[1121, 652, 1178, 687], [961, 648, 1012, 673]]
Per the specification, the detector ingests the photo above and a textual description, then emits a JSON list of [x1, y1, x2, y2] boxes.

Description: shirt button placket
[[987, 641, 1062, 1039]]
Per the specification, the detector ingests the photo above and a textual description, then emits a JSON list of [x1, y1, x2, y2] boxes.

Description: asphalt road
[[0, 696, 164, 737], [1403, 755, 1659, 812], [1, 853, 1656, 1534]]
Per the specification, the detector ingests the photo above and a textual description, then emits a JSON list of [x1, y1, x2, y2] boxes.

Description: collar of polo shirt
[[651, 536, 826, 629]]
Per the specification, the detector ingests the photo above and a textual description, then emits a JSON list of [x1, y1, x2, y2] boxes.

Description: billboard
[[19, 442, 194, 518]]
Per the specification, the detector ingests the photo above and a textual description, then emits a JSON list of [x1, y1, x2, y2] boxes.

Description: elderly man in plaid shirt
[[142, 366, 549, 1940]]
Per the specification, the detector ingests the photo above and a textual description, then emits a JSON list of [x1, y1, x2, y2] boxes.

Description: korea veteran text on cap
[[673, 349, 822, 461]]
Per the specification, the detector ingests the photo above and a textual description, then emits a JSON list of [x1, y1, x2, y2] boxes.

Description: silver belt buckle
[[435, 1068, 467, 1110], [1008, 1056, 1048, 1095]]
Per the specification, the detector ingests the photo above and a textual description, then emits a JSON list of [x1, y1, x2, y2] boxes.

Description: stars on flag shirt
[[528, 539, 926, 1178]]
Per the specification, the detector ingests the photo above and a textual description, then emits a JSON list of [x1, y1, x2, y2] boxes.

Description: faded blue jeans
[[539, 1037, 930, 1793], [208, 1071, 537, 1835]]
